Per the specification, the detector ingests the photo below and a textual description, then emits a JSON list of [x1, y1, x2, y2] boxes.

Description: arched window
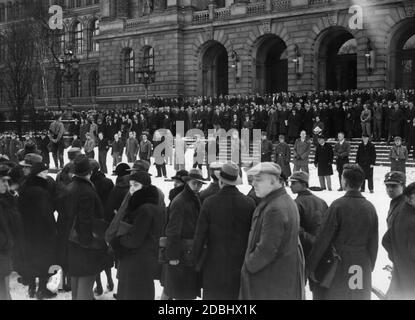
[[71, 72, 81, 97], [338, 38, 357, 55], [53, 29, 65, 55], [73, 21, 83, 54], [143, 46, 154, 70], [89, 70, 99, 96], [122, 48, 135, 84], [88, 19, 99, 52], [403, 35, 415, 50]]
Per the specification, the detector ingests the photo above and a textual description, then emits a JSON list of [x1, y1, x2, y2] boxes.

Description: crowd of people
[[0, 147, 414, 300], [0, 88, 415, 300]]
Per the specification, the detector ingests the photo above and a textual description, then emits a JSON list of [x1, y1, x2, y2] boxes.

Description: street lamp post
[[56, 47, 80, 108], [136, 65, 156, 105]]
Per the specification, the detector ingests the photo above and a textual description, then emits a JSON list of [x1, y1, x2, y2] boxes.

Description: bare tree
[[0, 1, 59, 136]]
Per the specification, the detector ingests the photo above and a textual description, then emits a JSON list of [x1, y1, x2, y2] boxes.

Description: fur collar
[[128, 185, 159, 212]]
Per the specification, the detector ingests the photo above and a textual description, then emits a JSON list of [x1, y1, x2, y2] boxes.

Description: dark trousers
[[51, 140, 64, 168], [98, 150, 108, 174], [156, 163, 167, 177], [361, 167, 374, 191], [336, 157, 349, 188]]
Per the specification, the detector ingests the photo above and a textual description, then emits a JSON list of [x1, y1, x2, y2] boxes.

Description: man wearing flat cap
[[193, 162, 255, 299], [289, 171, 328, 299], [239, 162, 304, 300]]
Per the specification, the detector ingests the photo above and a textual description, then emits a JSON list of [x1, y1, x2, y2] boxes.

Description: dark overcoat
[[274, 142, 292, 179], [66, 176, 109, 277], [307, 191, 378, 300], [239, 188, 303, 300], [199, 182, 220, 205], [19, 176, 58, 277], [382, 201, 415, 299], [104, 176, 130, 223], [193, 186, 255, 300], [164, 184, 201, 299], [116, 185, 163, 300], [355, 142, 376, 179], [314, 143, 334, 176]]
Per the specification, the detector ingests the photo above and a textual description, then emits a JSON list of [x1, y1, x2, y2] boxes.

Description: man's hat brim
[[19, 161, 32, 167], [182, 176, 206, 184], [214, 170, 242, 186]]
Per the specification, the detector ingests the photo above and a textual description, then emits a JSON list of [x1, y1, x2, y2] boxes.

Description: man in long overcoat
[[193, 163, 255, 300], [307, 164, 378, 300], [240, 162, 304, 300], [164, 169, 205, 300], [314, 136, 334, 191], [274, 135, 291, 182], [355, 135, 377, 193]]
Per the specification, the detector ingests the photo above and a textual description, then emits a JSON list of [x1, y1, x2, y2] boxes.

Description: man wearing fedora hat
[[240, 162, 304, 300], [163, 168, 205, 300], [193, 162, 255, 299], [19, 153, 43, 177]]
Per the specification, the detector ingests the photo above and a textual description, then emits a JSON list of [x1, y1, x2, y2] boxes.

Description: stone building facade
[[0, 0, 414, 110]]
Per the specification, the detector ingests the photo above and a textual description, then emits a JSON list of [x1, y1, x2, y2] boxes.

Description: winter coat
[[139, 140, 152, 161], [261, 139, 273, 162], [239, 187, 304, 300], [19, 176, 58, 277], [382, 200, 415, 299], [388, 109, 403, 137], [193, 186, 255, 300], [0, 193, 24, 278], [111, 140, 124, 155], [91, 171, 114, 210], [247, 187, 261, 206], [389, 145, 408, 173], [164, 184, 201, 299], [274, 142, 291, 179], [295, 190, 328, 259], [314, 143, 334, 176], [199, 181, 220, 205], [8, 138, 22, 163], [126, 137, 139, 157], [116, 185, 164, 300], [104, 176, 130, 223], [293, 139, 311, 161], [307, 191, 378, 300], [288, 112, 301, 138], [267, 112, 278, 137], [66, 176, 109, 277], [356, 142, 376, 178]]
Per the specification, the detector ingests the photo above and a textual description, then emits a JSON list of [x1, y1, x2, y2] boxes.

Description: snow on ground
[[9, 146, 412, 300]]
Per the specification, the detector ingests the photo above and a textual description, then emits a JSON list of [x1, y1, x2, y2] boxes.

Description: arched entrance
[[201, 41, 228, 97], [255, 35, 288, 94], [392, 20, 415, 89], [317, 28, 357, 90]]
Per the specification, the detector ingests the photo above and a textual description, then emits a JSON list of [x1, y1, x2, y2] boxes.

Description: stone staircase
[[197, 138, 415, 168]]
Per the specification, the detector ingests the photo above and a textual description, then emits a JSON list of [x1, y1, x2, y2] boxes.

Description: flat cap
[[289, 171, 309, 184], [247, 162, 281, 177]]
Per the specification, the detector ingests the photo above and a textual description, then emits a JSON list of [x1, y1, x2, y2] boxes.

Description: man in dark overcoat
[[274, 135, 291, 182], [164, 169, 206, 300], [240, 162, 304, 300], [314, 136, 334, 191], [333, 132, 350, 191], [193, 162, 255, 300], [307, 164, 378, 300], [355, 134, 377, 193]]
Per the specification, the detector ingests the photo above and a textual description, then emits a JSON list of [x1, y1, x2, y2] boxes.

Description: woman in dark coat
[[19, 162, 58, 299], [115, 172, 163, 300], [66, 155, 109, 300], [307, 164, 378, 300], [163, 170, 205, 300], [314, 136, 334, 191]]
